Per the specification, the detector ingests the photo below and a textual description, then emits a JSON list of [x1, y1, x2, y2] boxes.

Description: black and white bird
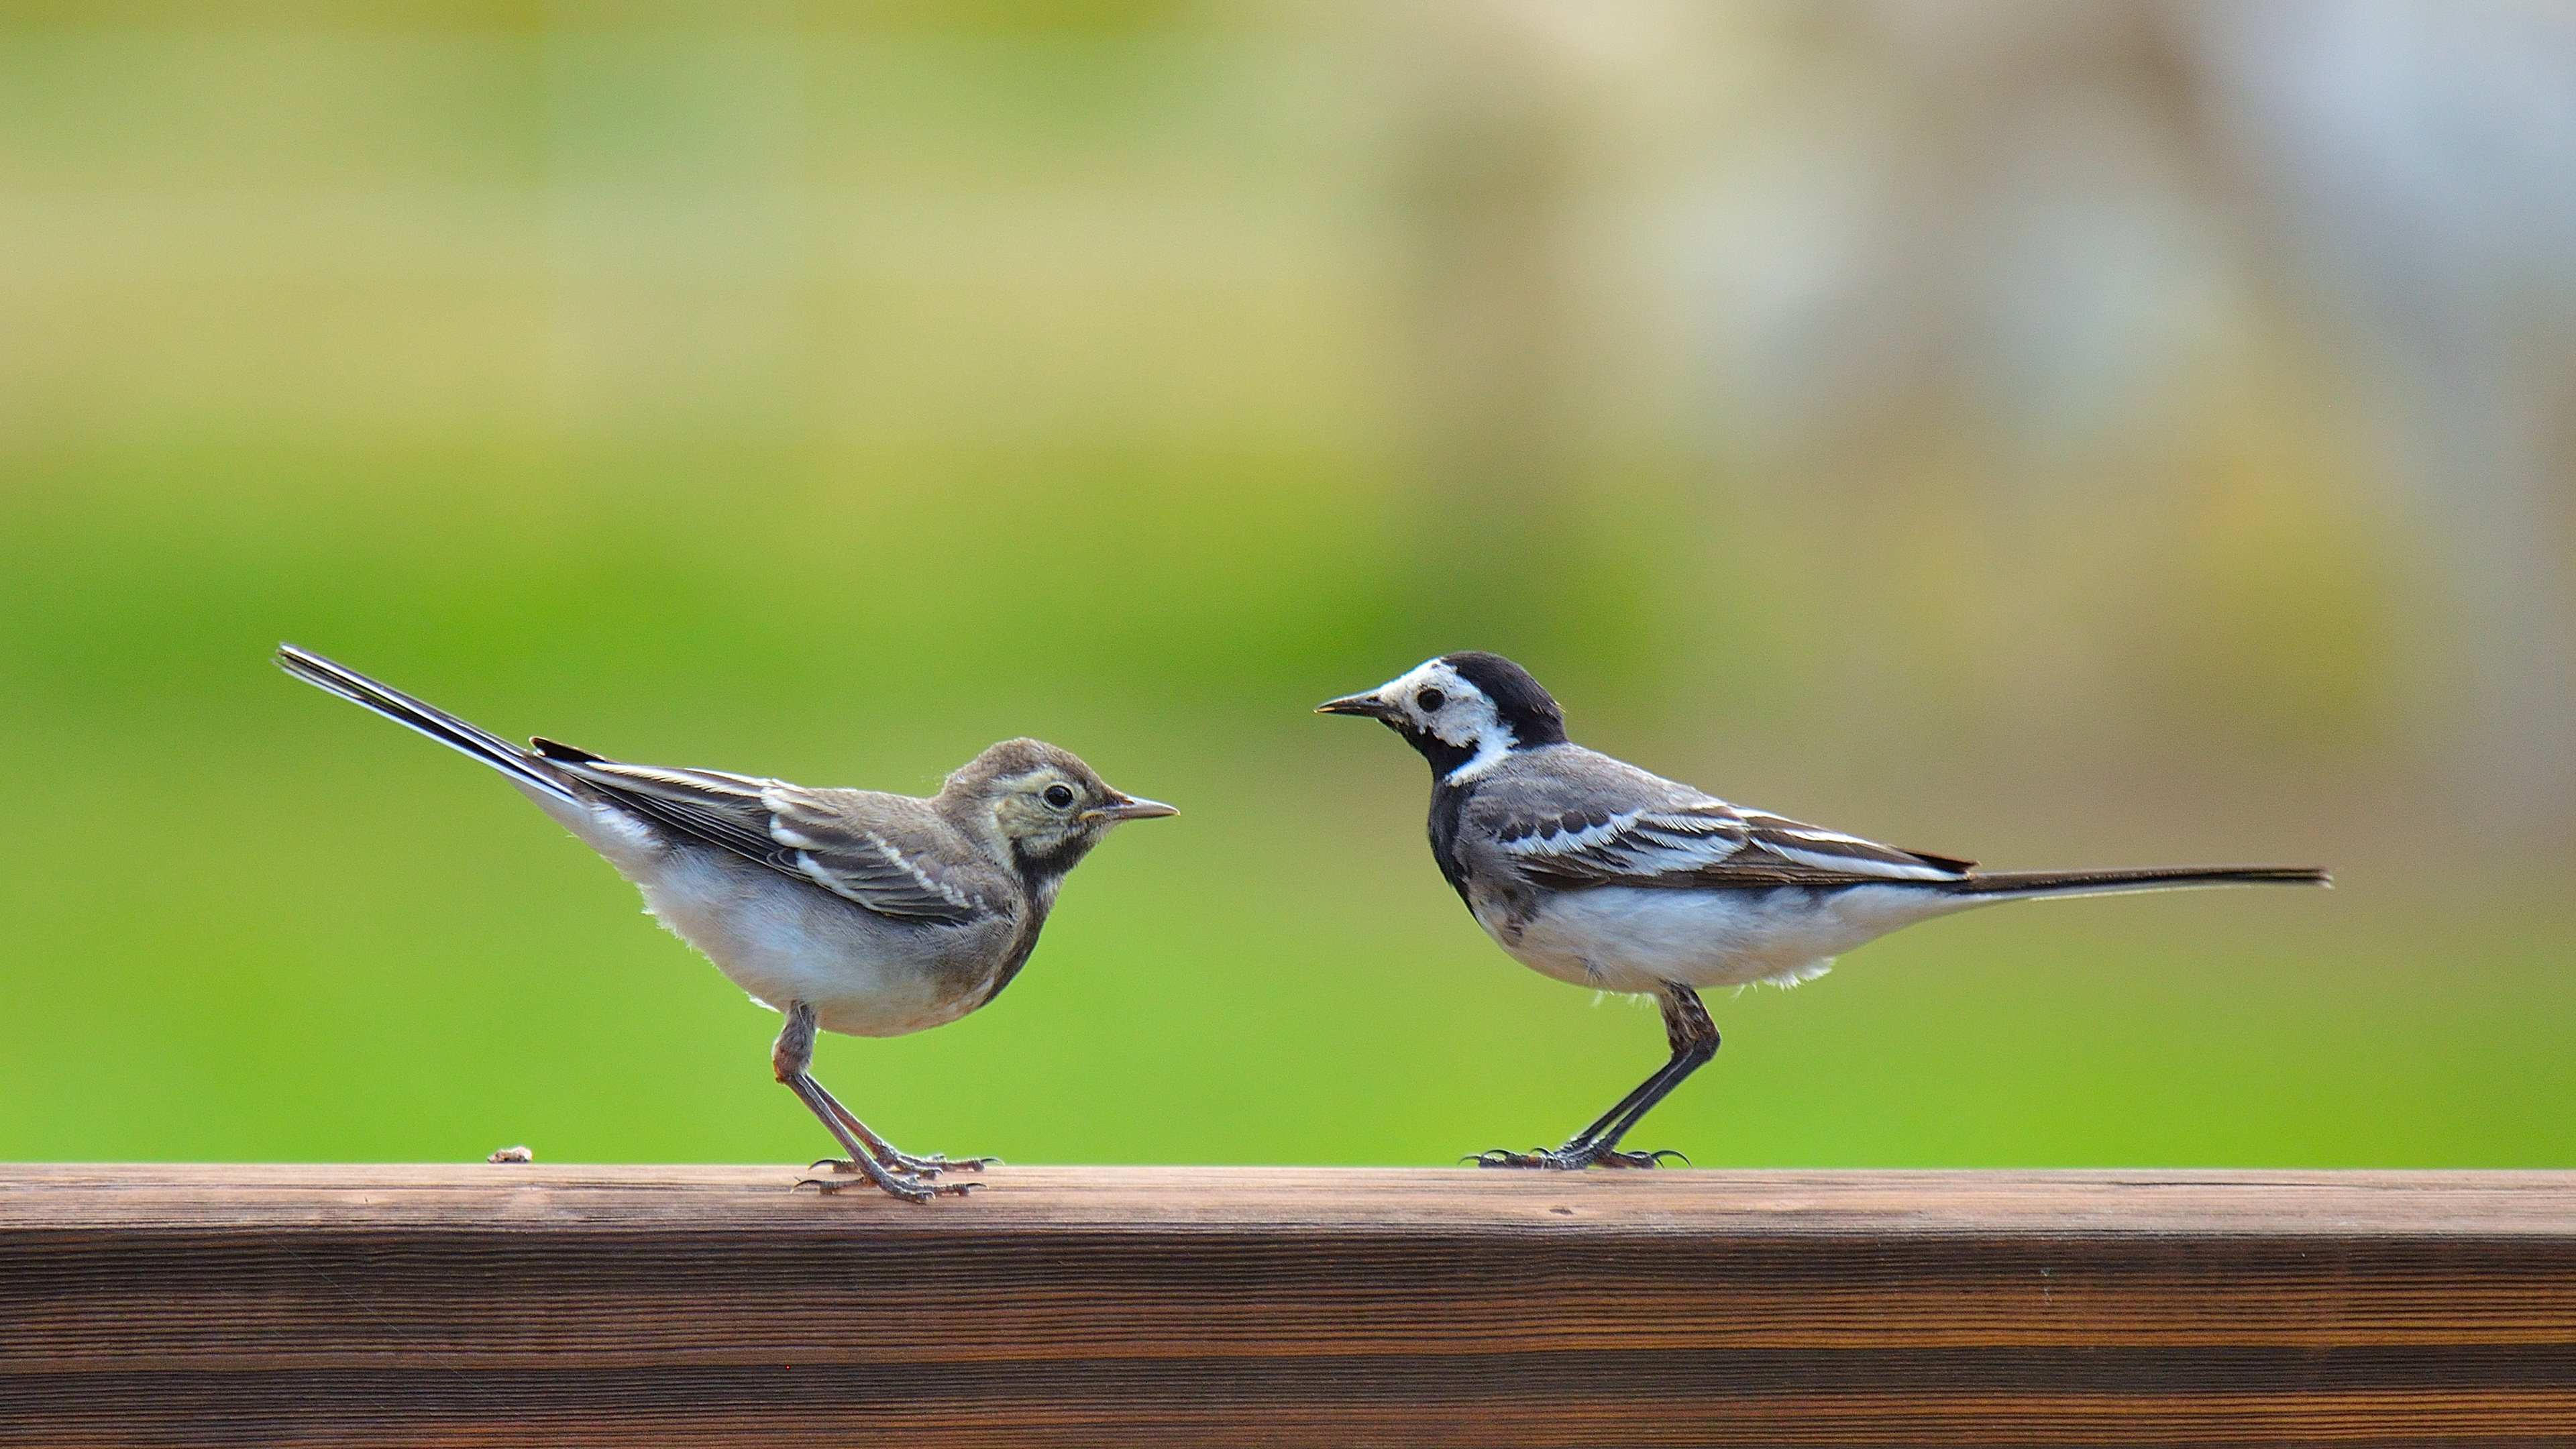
[[278, 644, 1175, 1202], [1319, 652, 2329, 1171]]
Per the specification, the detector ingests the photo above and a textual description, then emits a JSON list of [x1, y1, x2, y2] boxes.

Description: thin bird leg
[[1475, 986, 1718, 1171], [771, 1002, 974, 1203], [804, 1075, 999, 1177], [1584, 986, 1720, 1160], [1556, 1063, 1682, 1155], [1472, 1053, 1697, 1171]]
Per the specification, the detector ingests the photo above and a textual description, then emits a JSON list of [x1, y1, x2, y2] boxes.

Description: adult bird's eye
[[1416, 688, 1446, 712], [1043, 784, 1077, 810]]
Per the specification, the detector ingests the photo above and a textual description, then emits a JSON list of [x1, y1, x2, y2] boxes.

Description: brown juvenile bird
[[280, 644, 1174, 1201]]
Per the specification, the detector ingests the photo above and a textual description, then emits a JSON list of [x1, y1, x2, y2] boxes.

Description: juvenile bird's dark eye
[[1416, 688, 1446, 712], [1042, 784, 1077, 810]]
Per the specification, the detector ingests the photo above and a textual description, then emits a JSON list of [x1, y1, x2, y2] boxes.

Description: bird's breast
[[1425, 781, 1478, 907]]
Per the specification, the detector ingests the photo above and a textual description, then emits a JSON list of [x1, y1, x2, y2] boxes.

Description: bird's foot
[[1470, 1144, 1689, 1171], [794, 1157, 982, 1204], [809, 1150, 1000, 1181], [887, 1150, 1000, 1175], [794, 1171, 979, 1204], [1593, 1147, 1688, 1169]]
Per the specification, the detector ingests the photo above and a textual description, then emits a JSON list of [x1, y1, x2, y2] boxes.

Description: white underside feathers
[[1486, 883, 1981, 994]]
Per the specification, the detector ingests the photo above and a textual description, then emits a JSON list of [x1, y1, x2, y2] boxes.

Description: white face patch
[[1369, 658, 1517, 781]]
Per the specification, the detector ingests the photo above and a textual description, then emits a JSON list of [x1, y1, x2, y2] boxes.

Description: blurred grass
[[0, 437, 2564, 1169], [0, 5, 2567, 1169]]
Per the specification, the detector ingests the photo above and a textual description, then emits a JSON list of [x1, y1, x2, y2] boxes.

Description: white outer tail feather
[[276, 643, 582, 805]]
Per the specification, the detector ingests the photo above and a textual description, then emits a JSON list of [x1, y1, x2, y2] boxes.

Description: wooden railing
[[5, 1164, 2572, 1445]]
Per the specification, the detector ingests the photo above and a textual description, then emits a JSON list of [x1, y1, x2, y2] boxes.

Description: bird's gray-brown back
[[539, 749, 1021, 926]]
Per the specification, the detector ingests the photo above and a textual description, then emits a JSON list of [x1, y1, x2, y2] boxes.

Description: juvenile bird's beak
[[1095, 794, 1179, 822], [1316, 692, 1396, 720]]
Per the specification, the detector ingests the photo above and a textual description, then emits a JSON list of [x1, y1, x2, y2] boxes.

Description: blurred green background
[[3, 1, 2570, 1169]]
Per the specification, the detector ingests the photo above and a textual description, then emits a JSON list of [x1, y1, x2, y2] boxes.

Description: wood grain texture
[[3, 1165, 2572, 1446]]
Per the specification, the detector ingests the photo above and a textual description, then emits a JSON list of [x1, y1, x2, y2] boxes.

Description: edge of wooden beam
[[6, 1163, 2571, 1238]]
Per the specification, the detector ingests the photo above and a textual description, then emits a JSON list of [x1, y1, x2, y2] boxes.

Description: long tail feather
[[1949, 864, 2330, 898], [276, 643, 581, 804]]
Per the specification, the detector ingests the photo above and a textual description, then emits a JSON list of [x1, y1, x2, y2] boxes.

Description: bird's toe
[[1591, 1148, 1684, 1169], [794, 1170, 938, 1204], [881, 1150, 1001, 1175], [1473, 1143, 1684, 1171]]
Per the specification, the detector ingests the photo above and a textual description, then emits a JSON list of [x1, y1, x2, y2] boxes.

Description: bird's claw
[[794, 1174, 930, 1203], [894, 1151, 1000, 1173], [810, 1150, 1001, 1179], [812, 1155, 943, 1179], [794, 1171, 981, 1204], [1593, 1147, 1689, 1169], [1470, 1144, 1686, 1171]]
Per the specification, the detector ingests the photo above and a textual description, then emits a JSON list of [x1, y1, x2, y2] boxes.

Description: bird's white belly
[[530, 787, 997, 1038], [1490, 884, 1981, 993], [641, 854, 989, 1037]]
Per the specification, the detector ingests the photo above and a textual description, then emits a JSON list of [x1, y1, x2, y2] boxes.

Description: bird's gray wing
[[761, 787, 1002, 922], [538, 747, 994, 923], [1494, 796, 1976, 890]]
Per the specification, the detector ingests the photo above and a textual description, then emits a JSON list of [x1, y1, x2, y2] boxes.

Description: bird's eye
[[1416, 688, 1446, 712], [1042, 784, 1077, 810]]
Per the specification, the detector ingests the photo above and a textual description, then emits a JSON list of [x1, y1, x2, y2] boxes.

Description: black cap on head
[[1440, 651, 1567, 748]]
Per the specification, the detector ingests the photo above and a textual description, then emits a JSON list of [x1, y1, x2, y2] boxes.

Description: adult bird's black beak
[[1316, 692, 1397, 720], [1094, 794, 1180, 822]]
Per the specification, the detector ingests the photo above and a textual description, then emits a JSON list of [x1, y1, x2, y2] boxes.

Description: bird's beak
[[1095, 794, 1179, 822], [1315, 692, 1396, 720]]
